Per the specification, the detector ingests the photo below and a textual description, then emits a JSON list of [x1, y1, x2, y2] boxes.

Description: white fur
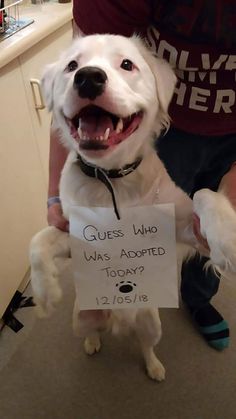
[[30, 35, 236, 381]]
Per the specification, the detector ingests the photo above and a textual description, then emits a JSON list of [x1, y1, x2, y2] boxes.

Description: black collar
[[77, 154, 142, 220], [77, 154, 142, 179]]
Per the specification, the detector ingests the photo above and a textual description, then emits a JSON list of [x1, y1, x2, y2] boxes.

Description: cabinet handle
[[30, 79, 45, 110]]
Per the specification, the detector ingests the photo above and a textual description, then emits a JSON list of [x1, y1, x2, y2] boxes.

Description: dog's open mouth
[[67, 105, 143, 151]]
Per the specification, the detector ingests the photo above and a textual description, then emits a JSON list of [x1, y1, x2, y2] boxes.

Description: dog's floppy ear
[[148, 55, 177, 130], [151, 54, 177, 114], [40, 63, 58, 111], [132, 36, 176, 127]]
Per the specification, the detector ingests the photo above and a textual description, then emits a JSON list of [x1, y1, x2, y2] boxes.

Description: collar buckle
[[118, 166, 135, 176]]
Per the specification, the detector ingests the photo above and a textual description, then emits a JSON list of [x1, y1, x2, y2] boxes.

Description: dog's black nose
[[73, 66, 107, 100]]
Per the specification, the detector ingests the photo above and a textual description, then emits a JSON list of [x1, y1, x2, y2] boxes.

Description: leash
[[77, 154, 142, 220]]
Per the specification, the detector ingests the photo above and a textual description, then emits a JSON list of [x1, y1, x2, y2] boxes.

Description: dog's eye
[[66, 60, 78, 72], [120, 59, 134, 71]]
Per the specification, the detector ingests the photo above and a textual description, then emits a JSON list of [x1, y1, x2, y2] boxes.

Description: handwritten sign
[[69, 204, 178, 310]]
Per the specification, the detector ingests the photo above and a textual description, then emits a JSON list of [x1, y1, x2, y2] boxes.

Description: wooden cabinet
[[20, 22, 72, 185], [0, 21, 72, 318], [0, 59, 47, 317]]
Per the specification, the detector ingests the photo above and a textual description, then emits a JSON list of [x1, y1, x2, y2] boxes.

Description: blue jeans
[[156, 127, 236, 309]]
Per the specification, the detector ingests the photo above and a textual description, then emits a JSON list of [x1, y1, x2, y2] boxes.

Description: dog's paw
[[84, 335, 101, 355], [146, 358, 165, 381], [193, 189, 236, 273]]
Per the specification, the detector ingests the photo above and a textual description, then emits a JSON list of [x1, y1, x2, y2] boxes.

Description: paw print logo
[[116, 281, 136, 293]]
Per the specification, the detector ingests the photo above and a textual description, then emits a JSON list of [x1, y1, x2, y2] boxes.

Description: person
[[48, 0, 236, 350]]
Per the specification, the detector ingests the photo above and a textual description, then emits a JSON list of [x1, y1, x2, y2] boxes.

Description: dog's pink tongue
[[80, 115, 114, 138]]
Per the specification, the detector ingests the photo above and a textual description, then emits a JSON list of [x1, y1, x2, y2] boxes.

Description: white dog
[[30, 34, 236, 381]]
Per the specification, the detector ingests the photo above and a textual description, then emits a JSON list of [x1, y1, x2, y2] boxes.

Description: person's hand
[[193, 213, 209, 250], [47, 203, 69, 232]]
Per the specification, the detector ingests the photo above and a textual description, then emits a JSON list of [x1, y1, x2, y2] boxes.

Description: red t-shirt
[[73, 0, 236, 136]]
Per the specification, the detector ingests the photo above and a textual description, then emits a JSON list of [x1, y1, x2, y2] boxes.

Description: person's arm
[[47, 19, 81, 231], [47, 126, 69, 231]]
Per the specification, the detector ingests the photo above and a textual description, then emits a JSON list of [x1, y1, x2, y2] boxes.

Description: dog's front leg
[[73, 298, 111, 355], [135, 309, 165, 381], [193, 188, 236, 274], [30, 226, 70, 316]]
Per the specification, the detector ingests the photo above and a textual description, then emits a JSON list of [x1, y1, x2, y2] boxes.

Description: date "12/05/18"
[[95, 293, 149, 306]]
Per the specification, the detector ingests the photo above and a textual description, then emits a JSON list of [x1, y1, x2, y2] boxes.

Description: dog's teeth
[[77, 127, 82, 138], [100, 135, 104, 141], [104, 128, 110, 141], [116, 118, 123, 134]]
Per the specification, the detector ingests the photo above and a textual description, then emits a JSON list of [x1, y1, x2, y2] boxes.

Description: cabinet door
[[20, 22, 72, 186], [0, 59, 47, 317]]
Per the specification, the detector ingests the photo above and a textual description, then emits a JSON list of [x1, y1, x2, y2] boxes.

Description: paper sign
[[69, 204, 178, 310]]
